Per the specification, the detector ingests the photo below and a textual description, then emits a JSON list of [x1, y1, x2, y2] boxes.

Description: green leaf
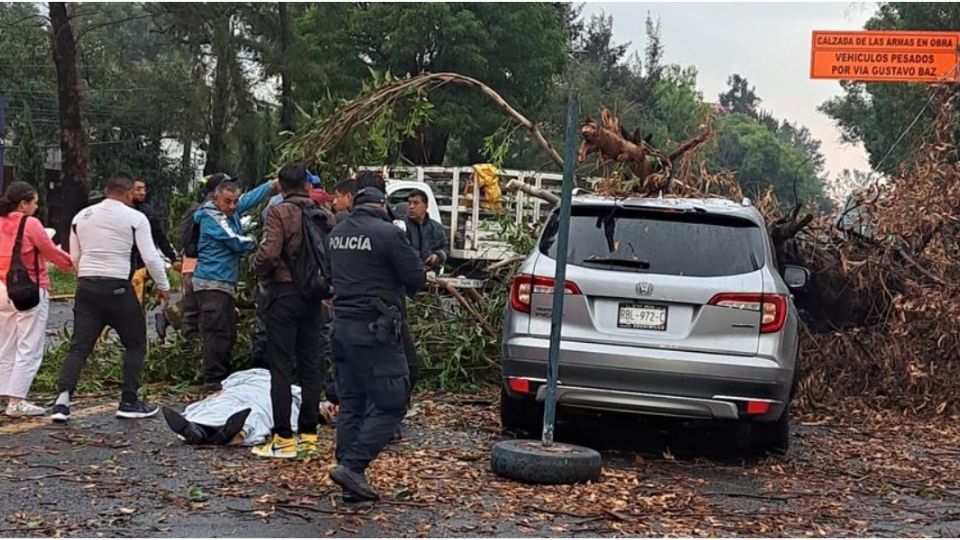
[[393, 487, 415, 501]]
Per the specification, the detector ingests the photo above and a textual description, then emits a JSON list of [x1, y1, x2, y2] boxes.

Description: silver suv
[[500, 195, 809, 453]]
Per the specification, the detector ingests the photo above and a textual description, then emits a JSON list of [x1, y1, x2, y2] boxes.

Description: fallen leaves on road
[[193, 392, 960, 536]]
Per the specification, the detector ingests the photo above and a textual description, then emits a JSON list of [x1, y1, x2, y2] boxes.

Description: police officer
[[327, 187, 425, 502]]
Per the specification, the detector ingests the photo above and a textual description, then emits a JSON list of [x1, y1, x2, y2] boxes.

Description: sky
[[582, 2, 876, 180]]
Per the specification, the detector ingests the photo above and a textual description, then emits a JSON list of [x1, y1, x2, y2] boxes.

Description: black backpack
[[282, 201, 333, 300], [178, 202, 201, 259], [5, 217, 41, 311]]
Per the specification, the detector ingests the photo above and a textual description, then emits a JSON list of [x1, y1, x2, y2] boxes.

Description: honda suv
[[500, 195, 808, 454]]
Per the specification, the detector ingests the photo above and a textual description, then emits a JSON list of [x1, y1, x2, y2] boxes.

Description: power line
[[0, 87, 187, 95], [6, 138, 157, 149], [0, 60, 187, 69], [835, 63, 959, 229]]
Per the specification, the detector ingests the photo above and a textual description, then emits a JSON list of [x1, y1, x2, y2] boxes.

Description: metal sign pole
[[541, 88, 579, 447]]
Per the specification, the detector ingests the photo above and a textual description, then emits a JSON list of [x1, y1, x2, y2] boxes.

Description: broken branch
[[504, 179, 559, 205]]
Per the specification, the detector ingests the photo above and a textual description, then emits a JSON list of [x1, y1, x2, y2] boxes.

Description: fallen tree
[[281, 69, 960, 412], [520, 97, 960, 415]]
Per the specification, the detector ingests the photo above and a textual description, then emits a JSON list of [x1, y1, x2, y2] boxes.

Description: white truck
[[361, 165, 565, 263]]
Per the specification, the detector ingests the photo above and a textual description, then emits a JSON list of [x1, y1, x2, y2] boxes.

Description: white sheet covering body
[[182, 368, 301, 445]]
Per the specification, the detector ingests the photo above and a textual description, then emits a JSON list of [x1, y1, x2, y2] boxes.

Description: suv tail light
[[510, 274, 582, 314], [707, 293, 787, 333]]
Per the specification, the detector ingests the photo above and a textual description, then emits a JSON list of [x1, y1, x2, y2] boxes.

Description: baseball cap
[[200, 172, 231, 193], [306, 170, 322, 187], [354, 187, 386, 206]]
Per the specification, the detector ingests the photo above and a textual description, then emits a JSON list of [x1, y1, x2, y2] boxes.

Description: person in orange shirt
[[0, 182, 73, 416]]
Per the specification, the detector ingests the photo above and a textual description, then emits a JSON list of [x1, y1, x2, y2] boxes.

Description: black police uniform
[[328, 200, 425, 475]]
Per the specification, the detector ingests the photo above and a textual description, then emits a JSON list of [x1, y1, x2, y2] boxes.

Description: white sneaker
[[5, 400, 46, 417]]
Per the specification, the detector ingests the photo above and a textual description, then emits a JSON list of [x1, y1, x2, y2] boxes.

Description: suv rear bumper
[[502, 336, 793, 421]]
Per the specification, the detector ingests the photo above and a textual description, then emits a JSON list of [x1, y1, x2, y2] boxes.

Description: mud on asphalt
[[1, 390, 959, 537]]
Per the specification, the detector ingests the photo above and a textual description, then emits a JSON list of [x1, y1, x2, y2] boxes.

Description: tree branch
[[429, 277, 497, 337], [504, 178, 560, 205], [73, 13, 155, 45]]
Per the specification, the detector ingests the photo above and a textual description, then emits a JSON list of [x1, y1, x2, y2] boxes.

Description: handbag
[[5, 216, 41, 311]]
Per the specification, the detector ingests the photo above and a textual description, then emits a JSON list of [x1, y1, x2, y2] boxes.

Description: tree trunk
[[181, 44, 203, 187], [48, 2, 90, 249], [204, 14, 231, 175], [181, 134, 192, 178], [278, 2, 293, 133], [401, 127, 449, 165]]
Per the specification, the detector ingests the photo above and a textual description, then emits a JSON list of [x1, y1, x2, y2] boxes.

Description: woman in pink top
[[0, 182, 73, 416]]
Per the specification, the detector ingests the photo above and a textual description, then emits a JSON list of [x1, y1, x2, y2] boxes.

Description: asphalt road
[[1, 391, 959, 537]]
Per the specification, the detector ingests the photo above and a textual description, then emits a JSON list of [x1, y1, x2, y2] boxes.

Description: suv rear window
[[539, 206, 766, 277]]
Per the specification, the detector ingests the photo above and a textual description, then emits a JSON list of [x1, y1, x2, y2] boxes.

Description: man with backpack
[[193, 177, 276, 391], [252, 164, 334, 458]]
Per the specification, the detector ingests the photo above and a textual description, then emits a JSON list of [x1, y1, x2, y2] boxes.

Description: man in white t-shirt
[[51, 177, 171, 423]]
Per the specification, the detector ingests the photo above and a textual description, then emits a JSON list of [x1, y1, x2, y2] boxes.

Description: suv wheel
[[749, 405, 790, 455], [500, 387, 543, 435]]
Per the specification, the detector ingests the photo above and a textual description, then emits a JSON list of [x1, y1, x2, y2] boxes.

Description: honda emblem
[[636, 282, 654, 296]]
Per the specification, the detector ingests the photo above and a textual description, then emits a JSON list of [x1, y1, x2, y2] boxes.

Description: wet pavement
[[1, 391, 959, 537]]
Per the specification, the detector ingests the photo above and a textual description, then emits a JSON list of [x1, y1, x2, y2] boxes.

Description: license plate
[[617, 303, 667, 331]]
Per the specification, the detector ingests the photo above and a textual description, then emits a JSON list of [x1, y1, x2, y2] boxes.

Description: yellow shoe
[[298, 433, 319, 456], [251, 434, 297, 459]]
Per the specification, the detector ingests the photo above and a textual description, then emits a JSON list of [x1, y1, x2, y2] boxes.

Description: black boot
[[208, 408, 251, 445], [330, 465, 379, 501], [162, 406, 208, 445]]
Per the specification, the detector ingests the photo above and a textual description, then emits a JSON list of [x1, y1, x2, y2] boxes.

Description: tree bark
[[504, 178, 560, 205], [204, 13, 232, 175], [48, 2, 90, 248], [278, 2, 293, 133], [401, 128, 449, 165], [181, 134, 193, 178]]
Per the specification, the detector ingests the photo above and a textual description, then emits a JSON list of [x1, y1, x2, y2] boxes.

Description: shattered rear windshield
[[539, 206, 766, 277]]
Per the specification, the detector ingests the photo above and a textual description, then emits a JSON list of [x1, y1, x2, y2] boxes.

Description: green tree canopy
[[291, 3, 571, 165], [819, 2, 960, 172]]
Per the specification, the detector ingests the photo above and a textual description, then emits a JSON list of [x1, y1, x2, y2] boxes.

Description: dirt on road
[[1, 391, 959, 537]]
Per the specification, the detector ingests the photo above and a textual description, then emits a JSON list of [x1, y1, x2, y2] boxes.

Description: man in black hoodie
[[131, 178, 180, 306]]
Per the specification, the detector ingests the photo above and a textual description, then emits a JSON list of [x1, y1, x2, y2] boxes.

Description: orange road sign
[[811, 30, 960, 83]]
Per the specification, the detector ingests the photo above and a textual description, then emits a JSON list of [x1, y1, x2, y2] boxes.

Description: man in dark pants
[[177, 173, 229, 338], [252, 164, 334, 459], [192, 179, 276, 391], [327, 187, 425, 502], [51, 177, 172, 423], [251, 172, 331, 370]]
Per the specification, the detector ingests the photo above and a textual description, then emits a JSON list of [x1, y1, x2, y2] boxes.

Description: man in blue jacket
[[193, 178, 276, 391]]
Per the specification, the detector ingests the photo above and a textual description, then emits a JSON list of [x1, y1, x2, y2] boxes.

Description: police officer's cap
[[355, 187, 387, 206]]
